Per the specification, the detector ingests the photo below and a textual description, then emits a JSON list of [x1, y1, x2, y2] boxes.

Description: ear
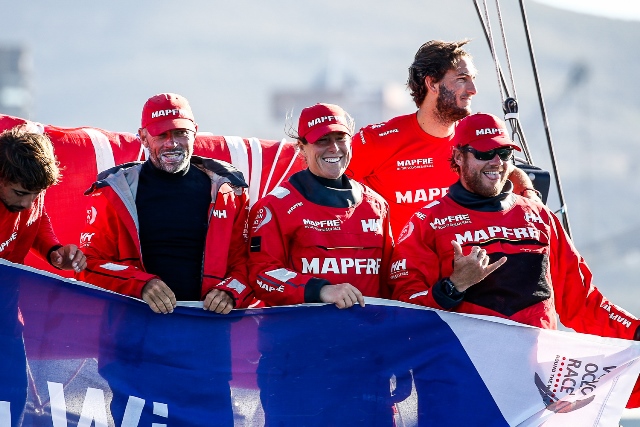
[[296, 140, 309, 162], [425, 76, 439, 95], [453, 148, 465, 167], [138, 128, 149, 148]]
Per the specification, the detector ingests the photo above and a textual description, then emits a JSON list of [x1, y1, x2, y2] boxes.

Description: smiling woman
[[247, 103, 399, 425]]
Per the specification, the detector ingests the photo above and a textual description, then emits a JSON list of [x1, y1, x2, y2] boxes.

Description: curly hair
[[407, 39, 472, 108], [0, 127, 60, 191]]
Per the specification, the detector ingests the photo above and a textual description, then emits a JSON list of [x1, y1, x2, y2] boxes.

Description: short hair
[[407, 39, 472, 107], [0, 127, 60, 191]]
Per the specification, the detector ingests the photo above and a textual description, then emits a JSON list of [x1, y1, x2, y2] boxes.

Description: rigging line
[[494, 0, 518, 99], [473, 0, 534, 165], [518, 0, 572, 237], [472, 0, 511, 99], [480, 0, 506, 102]]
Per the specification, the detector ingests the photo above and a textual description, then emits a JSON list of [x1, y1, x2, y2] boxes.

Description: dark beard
[[459, 155, 507, 197], [435, 83, 470, 124]]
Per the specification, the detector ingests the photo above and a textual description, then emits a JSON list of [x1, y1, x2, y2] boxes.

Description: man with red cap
[[78, 93, 252, 312], [389, 112, 640, 425], [390, 112, 638, 333], [77, 93, 251, 426]]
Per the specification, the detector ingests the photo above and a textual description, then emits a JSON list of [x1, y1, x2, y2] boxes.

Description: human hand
[[50, 244, 87, 272], [319, 283, 365, 309], [448, 240, 506, 292], [141, 278, 177, 314], [203, 289, 235, 314], [521, 188, 542, 203]]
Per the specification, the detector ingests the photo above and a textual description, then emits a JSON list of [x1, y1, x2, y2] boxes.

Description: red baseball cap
[[452, 113, 521, 151], [298, 103, 352, 144], [140, 93, 197, 137]]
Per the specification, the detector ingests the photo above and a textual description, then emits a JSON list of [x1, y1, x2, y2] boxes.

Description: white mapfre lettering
[[301, 257, 381, 275], [150, 108, 188, 118], [257, 279, 285, 293], [0, 232, 17, 253], [287, 202, 303, 214], [379, 128, 399, 137], [395, 187, 448, 204], [302, 218, 341, 231], [307, 115, 345, 128], [430, 214, 471, 229], [454, 226, 540, 244], [476, 128, 505, 136]]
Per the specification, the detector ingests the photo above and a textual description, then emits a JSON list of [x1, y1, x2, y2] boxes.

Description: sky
[[534, 0, 640, 21]]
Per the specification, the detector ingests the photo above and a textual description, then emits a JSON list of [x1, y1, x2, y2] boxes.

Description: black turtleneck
[[447, 180, 516, 212], [288, 169, 360, 208], [136, 160, 211, 300]]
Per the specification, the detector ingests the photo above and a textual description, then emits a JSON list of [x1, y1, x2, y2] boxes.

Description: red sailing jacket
[[389, 185, 640, 341], [348, 113, 458, 234], [76, 156, 253, 307], [248, 171, 393, 306], [0, 192, 60, 264]]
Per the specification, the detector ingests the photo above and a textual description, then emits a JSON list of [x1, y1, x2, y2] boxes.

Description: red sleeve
[[201, 187, 254, 307], [347, 129, 377, 182], [549, 211, 640, 340], [76, 190, 157, 298], [31, 201, 61, 262], [378, 201, 395, 299], [389, 213, 445, 308], [248, 198, 329, 306]]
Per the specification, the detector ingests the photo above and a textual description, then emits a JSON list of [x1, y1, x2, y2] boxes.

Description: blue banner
[[1, 260, 639, 427]]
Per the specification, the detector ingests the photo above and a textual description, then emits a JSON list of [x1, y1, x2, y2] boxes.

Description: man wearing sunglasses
[[388, 112, 640, 424], [390, 111, 638, 338], [348, 40, 539, 235]]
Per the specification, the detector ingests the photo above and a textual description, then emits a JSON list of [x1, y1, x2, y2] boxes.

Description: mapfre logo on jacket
[[301, 257, 381, 275]]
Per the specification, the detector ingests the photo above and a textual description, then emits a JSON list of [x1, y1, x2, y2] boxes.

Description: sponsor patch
[[99, 262, 129, 271], [409, 290, 429, 299], [397, 222, 414, 244], [86, 207, 97, 225], [223, 279, 246, 294], [265, 268, 298, 282], [252, 207, 272, 232], [269, 187, 290, 199]]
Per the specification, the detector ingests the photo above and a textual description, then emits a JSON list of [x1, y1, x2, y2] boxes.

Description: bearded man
[[77, 93, 253, 313], [348, 39, 539, 234], [388, 112, 640, 425]]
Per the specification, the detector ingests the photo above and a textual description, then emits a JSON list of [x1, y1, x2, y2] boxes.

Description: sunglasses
[[460, 146, 513, 161]]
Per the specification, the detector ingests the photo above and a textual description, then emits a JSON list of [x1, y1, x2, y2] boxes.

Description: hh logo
[[212, 209, 227, 219], [361, 219, 381, 233], [80, 233, 95, 247]]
